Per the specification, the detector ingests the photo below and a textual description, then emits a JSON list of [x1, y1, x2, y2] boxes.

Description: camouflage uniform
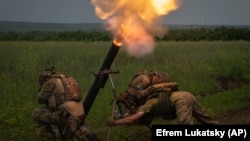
[[137, 91, 218, 125], [117, 70, 219, 125], [32, 68, 99, 141], [170, 91, 218, 124]]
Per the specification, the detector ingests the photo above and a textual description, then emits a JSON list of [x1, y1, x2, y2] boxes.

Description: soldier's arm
[[37, 81, 55, 104], [109, 111, 145, 125]]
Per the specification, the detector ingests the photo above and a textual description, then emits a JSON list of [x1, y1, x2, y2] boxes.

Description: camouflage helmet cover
[[131, 74, 151, 90], [153, 72, 171, 84], [39, 66, 56, 86]]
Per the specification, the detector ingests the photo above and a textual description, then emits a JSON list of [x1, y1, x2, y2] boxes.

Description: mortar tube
[[83, 41, 121, 117]]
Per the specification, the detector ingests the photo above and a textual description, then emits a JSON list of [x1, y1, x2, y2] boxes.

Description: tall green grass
[[0, 41, 249, 140]]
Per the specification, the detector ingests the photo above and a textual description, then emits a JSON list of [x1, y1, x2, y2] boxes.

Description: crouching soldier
[[32, 67, 99, 141], [108, 70, 219, 127]]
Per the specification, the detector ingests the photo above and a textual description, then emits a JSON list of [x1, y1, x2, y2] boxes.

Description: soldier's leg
[[192, 99, 219, 124], [32, 107, 57, 140], [170, 91, 194, 124]]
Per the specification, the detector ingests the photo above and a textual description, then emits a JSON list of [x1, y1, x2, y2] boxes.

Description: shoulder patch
[[42, 80, 55, 92]]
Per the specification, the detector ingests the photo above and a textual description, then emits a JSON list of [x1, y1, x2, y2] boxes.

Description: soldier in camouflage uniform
[[108, 70, 219, 126], [32, 67, 99, 141]]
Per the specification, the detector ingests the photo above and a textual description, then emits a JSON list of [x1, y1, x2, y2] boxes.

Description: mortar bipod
[[102, 69, 124, 141]]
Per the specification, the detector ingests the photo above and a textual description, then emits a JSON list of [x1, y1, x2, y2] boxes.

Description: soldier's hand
[[107, 117, 116, 126]]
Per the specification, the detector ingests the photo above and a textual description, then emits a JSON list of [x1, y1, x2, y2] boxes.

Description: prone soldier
[[108, 70, 219, 127]]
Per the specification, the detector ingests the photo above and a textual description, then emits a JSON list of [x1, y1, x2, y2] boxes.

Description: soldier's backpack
[[50, 74, 82, 106], [60, 76, 82, 102]]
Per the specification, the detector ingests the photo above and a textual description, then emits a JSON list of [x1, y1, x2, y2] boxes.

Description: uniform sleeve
[[37, 80, 55, 104], [137, 98, 158, 114]]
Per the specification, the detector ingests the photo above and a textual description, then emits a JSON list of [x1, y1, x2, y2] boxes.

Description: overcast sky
[[0, 0, 249, 25]]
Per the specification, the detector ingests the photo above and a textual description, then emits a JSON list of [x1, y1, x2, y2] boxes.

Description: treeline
[[0, 31, 111, 41], [0, 26, 250, 41]]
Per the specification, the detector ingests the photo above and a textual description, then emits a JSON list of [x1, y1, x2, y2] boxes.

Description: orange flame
[[91, 0, 181, 57], [113, 39, 122, 46]]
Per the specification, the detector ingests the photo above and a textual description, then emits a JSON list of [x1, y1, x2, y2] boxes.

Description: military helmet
[[131, 74, 151, 90], [152, 72, 171, 84], [39, 66, 56, 86]]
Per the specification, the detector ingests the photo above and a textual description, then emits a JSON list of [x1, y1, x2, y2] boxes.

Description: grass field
[[0, 41, 250, 141]]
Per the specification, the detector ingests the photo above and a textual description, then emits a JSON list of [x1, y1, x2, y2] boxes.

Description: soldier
[[32, 67, 99, 141], [108, 70, 219, 127]]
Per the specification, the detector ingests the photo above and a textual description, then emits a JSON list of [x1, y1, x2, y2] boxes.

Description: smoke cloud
[[91, 0, 180, 58]]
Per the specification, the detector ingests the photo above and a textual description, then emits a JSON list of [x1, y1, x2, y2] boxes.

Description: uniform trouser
[[32, 107, 62, 140], [170, 91, 218, 125]]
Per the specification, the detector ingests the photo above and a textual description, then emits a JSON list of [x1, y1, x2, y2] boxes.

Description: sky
[[0, 0, 250, 25]]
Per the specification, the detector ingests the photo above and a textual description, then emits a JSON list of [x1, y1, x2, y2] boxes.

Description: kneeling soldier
[[33, 67, 99, 141]]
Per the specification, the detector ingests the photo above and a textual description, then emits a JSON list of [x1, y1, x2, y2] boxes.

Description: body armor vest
[[53, 75, 82, 106]]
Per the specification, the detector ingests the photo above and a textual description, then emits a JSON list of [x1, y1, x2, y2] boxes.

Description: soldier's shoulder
[[42, 79, 56, 92]]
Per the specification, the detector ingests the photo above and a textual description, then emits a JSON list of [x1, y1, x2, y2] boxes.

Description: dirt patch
[[199, 75, 250, 96], [210, 75, 250, 124], [216, 107, 250, 124], [215, 75, 250, 91]]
